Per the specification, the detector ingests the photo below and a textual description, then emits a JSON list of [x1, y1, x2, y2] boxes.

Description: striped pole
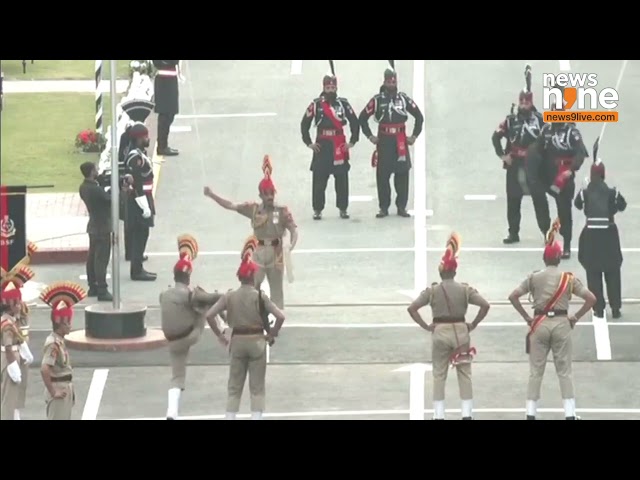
[[95, 60, 103, 134]]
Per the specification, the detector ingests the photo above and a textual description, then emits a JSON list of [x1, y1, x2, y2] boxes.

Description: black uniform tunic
[[152, 60, 179, 115]]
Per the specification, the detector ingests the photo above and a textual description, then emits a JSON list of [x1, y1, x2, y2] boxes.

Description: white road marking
[[394, 363, 432, 420], [349, 195, 373, 202], [81, 369, 109, 420], [79, 274, 111, 280], [146, 246, 640, 256], [123, 406, 640, 420], [592, 311, 612, 361], [290, 60, 303, 75], [408, 209, 434, 217], [412, 59, 428, 296], [559, 60, 572, 71], [598, 60, 628, 146], [464, 194, 497, 201], [170, 125, 192, 133], [175, 113, 277, 119], [262, 281, 271, 364]]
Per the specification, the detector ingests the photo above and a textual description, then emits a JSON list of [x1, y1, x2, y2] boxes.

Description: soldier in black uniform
[[359, 62, 424, 218], [574, 140, 627, 318], [527, 110, 588, 258], [123, 123, 157, 281], [492, 65, 550, 244], [300, 62, 360, 220], [152, 60, 180, 157]]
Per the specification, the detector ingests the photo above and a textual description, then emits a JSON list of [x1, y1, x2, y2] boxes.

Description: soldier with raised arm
[[204, 156, 298, 309], [407, 233, 490, 420], [206, 236, 286, 420]]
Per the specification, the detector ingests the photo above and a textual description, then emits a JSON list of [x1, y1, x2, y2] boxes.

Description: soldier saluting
[[508, 220, 595, 420], [39, 281, 87, 420], [160, 234, 226, 420], [492, 65, 550, 244], [574, 139, 627, 319], [152, 60, 181, 156], [300, 61, 360, 220], [206, 236, 286, 420], [359, 61, 424, 219], [204, 156, 298, 309], [407, 233, 490, 420]]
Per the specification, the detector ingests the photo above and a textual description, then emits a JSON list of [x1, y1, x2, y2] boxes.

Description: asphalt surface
[[16, 60, 640, 420]]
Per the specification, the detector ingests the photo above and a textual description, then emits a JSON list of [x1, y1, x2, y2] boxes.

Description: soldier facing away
[[152, 60, 181, 156], [204, 155, 298, 309], [206, 236, 286, 420], [492, 65, 550, 243], [160, 234, 225, 420], [359, 61, 424, 218], [39, 281, 87, 420], [407, 233, 490, 420], [508, 220, 595, 420], [300, 62, 360, 220], [574, 144, 627, 319], [1, 267, 34, 421]]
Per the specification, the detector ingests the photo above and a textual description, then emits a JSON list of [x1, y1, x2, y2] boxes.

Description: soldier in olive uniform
[[39, 281, 87, 420], [160, 234, 226, 420], [407, 233, 490, 420], [206, 236, 286, 420], [1, 267, 35, 421], [204, 155, 298, 309], [508, 220, 595, 420]]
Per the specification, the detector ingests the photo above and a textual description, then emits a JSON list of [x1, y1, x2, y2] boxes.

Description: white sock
[[251, 411, 263, 420], [461, 399, 473, 418], [14, 410, 21, 421], [166, 388, 181, 419], [526, 400, 537, 417], [563, 398, 576, 417], [433, 401, 445, 419], [225, 412, 237, 420]]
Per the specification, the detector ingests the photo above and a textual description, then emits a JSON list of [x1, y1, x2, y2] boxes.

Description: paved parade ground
[[19, 60, 640, 420]]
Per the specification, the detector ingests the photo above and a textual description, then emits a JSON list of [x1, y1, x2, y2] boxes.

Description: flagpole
[[109, 60, 121, 308]]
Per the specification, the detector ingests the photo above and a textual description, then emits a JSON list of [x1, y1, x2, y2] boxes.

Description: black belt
[[51, 375, 72, 383], [164, 325, 194, 342], [534, 309, 568, 317], [232, 327, 264, 336], [258, 239, 280, 247], [433, 317, 465, 324]]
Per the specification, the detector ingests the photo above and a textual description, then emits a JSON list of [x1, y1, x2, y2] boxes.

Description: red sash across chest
[[319, 102, 348, 165]]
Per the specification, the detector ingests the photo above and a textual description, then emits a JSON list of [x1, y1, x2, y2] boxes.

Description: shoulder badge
[[365, 97, 376, 115], [306, 102, 315, 118]]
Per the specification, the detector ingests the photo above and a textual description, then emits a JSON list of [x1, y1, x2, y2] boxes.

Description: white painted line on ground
[[175, 113, 277, 119], [123, 406, 640, 420], [170, 125, 192, 133], [413, 60, 428, 296], [290, 60, 303, 75], [349, 195, 373, 202], [559, 60, 572, 71], [408, 209, 434, 217], [395, 363, 432, 420], [464, 194, 497, 201], [81, 369, 109, 420], [592, 311, 612, 361], [262, 281, 271, 364], [79, 274, 111, 280], [598, 60, 628, 146], [147, 246, 640, 256]]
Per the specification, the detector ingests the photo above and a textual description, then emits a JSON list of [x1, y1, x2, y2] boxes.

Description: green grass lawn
[[1, 60, 133, 80], [1, 92, 124, 192]]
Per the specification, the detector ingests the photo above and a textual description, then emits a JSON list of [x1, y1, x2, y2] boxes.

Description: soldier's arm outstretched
[[204, 186, 240, 212], [407, 288, 434, 332]]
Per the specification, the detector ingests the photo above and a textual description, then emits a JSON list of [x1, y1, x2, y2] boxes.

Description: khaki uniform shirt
[[18, 307, 30, 342], [414, 280, 485, 318], [237, 202, 296, 241], [516, 266, 589, 310], [42, 333, 73, 379], [1, 313, 22, 373], [159, 284, 203, 338], [215, 285, 279, 330]]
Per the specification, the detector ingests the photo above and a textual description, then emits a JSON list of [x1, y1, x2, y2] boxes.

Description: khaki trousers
[[17, 362, 29, 409], [432, 323, 473, 401], [226, 335, 267, 412], [1, 368, 21, 420], [253, 245, 284, 309], [168, 325, 203, 390], [45, 382, 74, 420], [527, 316, 574, 400]]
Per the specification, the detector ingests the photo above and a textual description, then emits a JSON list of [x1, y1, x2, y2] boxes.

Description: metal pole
[[95, 60, 103, 135], [109, 60, 121, 308]]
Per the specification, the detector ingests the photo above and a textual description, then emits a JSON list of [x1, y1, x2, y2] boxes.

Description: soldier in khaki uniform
[[204, 155, 298, 309], [407, 233, 490, 420], [160, 234, 226, 420], [509, 219, 596, 420], [39, 281, 87, 420], [206, 236, 286, 420]]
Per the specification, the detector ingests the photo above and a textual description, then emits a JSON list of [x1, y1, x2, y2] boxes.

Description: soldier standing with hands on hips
[[492, 65, 550, 243], [359, 60, 424, 219], [508, 220, 595, 420], [206, 236, 286, 420], [152, 60, 181, 156], [160, 234, 226, 420], [300, 60, 360, 220], [407, 233, 490, 420], [574, 139, 627, 319]]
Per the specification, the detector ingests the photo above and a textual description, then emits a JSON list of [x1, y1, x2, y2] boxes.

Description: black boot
[[526, 415, 536, 420], [313, 211, 322, 220], [97, 288, 113, 302], [462, 417, 473, 420], [562, 241, 571, 259], [339, 210, 350, 219], [397, 208, 410, 218], [503, 233, 520, 244], [131, 269, 157, 281], [612, 308, 622, 319], [87, 286, 98, 297], [157, 147, 179, 156], [376, 209, 389, 218]]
